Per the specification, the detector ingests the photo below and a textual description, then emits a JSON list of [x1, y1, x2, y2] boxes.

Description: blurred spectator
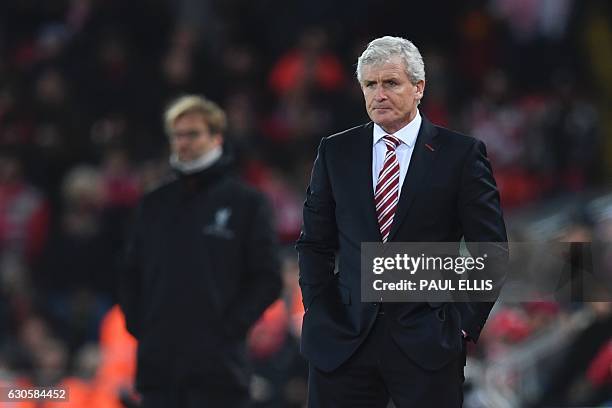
[[586, 339, 612, 390], [34, 166, 117, 351], [532, 302, 612, 407], [248, 251, 307, 408], [100, 148, 141, 209], [489, 0, 574, 42], [0, 151, 49, 263], [35, 166, 116, 295], [96, 305, 137, 402], [243, 163, 302, 244], [268, 27, 346, 96], [455, 7, 500, 87], [542, 70, 600, 192]]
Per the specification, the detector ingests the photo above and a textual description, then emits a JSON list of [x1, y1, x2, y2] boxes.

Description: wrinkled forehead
[[360, 57, 409, 80]]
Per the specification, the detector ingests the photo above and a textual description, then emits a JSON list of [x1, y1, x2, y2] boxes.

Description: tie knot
[[383, 135, 401, 150]]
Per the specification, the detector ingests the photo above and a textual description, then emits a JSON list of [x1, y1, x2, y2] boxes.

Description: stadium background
[[0, 0, 611, 406]]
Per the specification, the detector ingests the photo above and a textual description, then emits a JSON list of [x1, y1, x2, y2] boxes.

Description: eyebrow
[[362, 74, 402, 82]]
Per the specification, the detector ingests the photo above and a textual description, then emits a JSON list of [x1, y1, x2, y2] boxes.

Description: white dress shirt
[[372, 111, 468, 338], [372, 110, 422, 195]]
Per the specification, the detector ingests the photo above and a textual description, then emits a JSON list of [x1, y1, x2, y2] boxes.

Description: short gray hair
[[356, 36, 425, 84]]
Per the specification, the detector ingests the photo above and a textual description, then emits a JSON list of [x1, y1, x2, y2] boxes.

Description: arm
[[457, 140, 509, 342], [295, 137, 338, 310], [118, 204, 144, 339], [223, 195, 282, 339]]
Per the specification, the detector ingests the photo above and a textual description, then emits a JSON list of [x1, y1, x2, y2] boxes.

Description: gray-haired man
[[296, 36, 507, 407]]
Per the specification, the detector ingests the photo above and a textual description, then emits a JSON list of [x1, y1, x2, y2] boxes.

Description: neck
[[169, 146, 223, 174]]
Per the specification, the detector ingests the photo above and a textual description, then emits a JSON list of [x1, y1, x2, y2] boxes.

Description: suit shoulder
[[435, 126, 480, 152], [139, 176, 176, 204], [324, 122, 370, 144], [223, 177, 270, 206], [229, 178, 263, 197]]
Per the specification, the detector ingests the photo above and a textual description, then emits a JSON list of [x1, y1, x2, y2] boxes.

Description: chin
[[372, 113, 392, 123]]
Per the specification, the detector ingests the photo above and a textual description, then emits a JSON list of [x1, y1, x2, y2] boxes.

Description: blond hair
[[164, 95, 227, 135]]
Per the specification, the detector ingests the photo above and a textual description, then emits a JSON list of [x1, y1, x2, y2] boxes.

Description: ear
[[211, 133, 224, 147], [359, 81, 367, 94], [415, 80, 425, 98]]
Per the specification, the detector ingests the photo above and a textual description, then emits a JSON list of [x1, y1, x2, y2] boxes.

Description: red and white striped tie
[[375, 135, 401, 243]]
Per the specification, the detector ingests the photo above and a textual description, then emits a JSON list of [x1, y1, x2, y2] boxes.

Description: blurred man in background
[[119, 95, 281, 407]]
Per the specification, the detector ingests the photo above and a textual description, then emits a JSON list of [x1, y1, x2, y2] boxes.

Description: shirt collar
[[373, 110, 422, 148], [169, 146, 223, 174]]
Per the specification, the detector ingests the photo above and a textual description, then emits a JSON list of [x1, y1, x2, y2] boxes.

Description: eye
[[172, 130, 201, 139]]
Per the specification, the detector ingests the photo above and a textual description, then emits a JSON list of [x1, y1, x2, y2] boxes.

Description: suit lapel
[[352, 122, 382, 241], [387, 117, 439, 241]]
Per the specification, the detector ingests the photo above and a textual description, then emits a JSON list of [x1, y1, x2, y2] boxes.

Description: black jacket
[[119, 154, 281, 390], [296, 118, 508, 372]]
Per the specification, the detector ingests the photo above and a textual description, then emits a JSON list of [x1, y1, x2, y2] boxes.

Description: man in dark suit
[[296, 36, 508, 407]]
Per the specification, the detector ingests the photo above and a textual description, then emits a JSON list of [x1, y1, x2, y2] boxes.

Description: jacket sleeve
[[223, 194, 282, 339], [295, 137, 338, 310], [457, 139, 509, 343], [118, 203, 145, 339]]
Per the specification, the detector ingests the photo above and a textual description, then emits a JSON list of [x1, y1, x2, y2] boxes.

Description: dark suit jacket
[[296, 117, 508, 372]]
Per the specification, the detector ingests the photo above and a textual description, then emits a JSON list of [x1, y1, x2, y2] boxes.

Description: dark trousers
[[307, 314, 464, 408], [141, 387, 251, 408]]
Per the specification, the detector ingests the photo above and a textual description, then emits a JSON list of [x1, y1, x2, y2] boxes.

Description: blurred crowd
[[0, 0, 611, 406]]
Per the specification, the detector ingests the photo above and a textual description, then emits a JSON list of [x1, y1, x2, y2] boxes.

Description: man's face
[[360, 56, 425, 134], [169, 112, 222, 162]]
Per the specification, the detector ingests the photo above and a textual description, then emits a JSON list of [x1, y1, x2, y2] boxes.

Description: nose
[[173, 135, 191, 152], [374, 85, 387, 101]]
